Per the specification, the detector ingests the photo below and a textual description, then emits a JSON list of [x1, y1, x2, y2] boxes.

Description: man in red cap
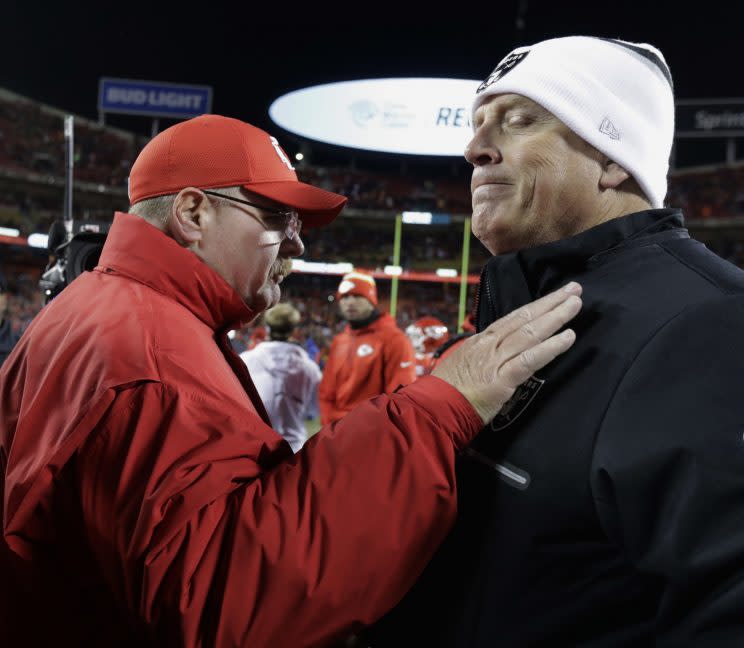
[[0, 114, 582, 646], [319, 271, 416, 425]]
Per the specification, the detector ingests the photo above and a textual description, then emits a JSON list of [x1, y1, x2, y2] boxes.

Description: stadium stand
[[3, 87, 744, 357]]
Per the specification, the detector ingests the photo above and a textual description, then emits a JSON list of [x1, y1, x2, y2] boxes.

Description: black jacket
[[370, 209, 744, 646]]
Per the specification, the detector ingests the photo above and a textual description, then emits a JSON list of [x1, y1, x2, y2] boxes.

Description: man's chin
[[472, 211, 517, 255], [244, 285, 281, 314]]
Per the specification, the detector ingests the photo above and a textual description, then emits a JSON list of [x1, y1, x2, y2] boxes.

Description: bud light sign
[[99, 78, 213, 119]]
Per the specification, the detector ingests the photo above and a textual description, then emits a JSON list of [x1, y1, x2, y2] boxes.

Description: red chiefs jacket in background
[[319, 314, 416, 425], [0, 213, 481, 647]]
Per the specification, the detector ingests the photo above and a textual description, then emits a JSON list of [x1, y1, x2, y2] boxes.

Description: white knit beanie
[[472, 36, 674, 208]]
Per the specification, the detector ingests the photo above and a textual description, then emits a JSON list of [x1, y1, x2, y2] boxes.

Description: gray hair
[[129, 194, 175, 226], [129, 186, 244, 227]]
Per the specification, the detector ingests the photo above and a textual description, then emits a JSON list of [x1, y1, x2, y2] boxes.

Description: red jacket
[[319, 314, 416, 425], [0, 213, 481, 647]]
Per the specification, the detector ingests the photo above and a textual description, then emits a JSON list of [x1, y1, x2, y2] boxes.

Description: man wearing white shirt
[[241, 302, 321, 452]]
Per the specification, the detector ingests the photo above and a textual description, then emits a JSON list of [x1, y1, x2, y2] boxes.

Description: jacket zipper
[[473, 262, 491, 333], [461, 447, 531, 490]]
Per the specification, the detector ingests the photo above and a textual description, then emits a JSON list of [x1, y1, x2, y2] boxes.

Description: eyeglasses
[[202, 190, 302, 241]]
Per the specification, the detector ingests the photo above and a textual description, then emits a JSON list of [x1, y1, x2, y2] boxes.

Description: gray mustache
[[273, 258, 294, 277]]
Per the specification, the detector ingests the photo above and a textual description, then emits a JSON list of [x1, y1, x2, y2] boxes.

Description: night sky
[[4, 2, 744, 168]]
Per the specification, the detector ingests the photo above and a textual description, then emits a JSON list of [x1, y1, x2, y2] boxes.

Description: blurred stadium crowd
[[3, 87, 744, 362]]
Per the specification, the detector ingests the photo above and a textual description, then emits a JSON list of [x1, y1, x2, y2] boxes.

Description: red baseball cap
[[128, 115, 347, 227]]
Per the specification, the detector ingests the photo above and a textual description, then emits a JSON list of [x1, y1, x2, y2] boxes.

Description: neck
[[591, 192, 653, 230], [349, 309, 381, 330]]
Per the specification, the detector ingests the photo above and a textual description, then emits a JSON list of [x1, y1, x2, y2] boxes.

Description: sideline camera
[[39, 220, 110, 303]]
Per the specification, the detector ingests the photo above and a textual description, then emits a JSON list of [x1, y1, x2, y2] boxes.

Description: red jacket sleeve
[[318, 337, 339, 425], [76, 375, 481, 647], [382, 331, 416, 393]]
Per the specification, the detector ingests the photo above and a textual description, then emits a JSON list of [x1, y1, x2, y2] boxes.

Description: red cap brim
[[243, 181, 347, 228]]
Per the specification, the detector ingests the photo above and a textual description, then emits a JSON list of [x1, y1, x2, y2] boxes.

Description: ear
[[599, 157, 631, 191], [168, 188, 211, 246]]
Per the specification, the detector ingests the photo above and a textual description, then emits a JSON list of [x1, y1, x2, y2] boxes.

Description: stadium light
[[402, 211, 433, 225], [384, 265, 403, 276], [27, 233, 49, 249], [436, 268, 458, 278], [0, 227, 20, 237]]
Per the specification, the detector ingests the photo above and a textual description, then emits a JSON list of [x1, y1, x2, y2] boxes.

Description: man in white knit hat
[[370, 36, 744, 646]]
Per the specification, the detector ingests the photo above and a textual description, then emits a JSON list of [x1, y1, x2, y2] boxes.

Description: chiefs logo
[[269, 136, 295, 171], [338, 280, 355, 295], [357, 344, 374, 357]]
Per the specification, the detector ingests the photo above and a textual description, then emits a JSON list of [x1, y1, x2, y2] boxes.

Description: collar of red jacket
[[98, 212, 256, 331]]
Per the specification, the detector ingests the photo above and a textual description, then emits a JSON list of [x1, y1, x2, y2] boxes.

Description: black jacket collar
[[476, 209, 687, 332], [348, 309, 382, 330]]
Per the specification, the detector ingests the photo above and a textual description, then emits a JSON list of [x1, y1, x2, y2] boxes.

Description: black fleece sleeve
[[591, 294, 744, 645]]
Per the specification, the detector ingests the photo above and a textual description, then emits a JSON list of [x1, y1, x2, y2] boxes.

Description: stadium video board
[[269, 78, 481, 156]]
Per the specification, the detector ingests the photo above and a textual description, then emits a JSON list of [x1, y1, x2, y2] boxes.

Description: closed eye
[[505, 112, 534, 128]]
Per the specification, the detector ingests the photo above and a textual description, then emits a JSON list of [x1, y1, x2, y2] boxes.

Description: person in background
[[319, 271, 416, 425], [0, 272, 20, 367], [228, 326, 249, 354], [241, 302, 321, 452], [427, 314, 476, 375], [302, 331, 321, 365], [405, 316, 450, 378], [246, 324, 268, 350]]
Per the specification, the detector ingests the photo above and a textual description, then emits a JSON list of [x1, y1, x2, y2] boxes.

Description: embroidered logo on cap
[[338, 280, 355, 294], [477, 50, 530, 94], [269, 136, 295, 170], [599, 118, 621, 140]]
